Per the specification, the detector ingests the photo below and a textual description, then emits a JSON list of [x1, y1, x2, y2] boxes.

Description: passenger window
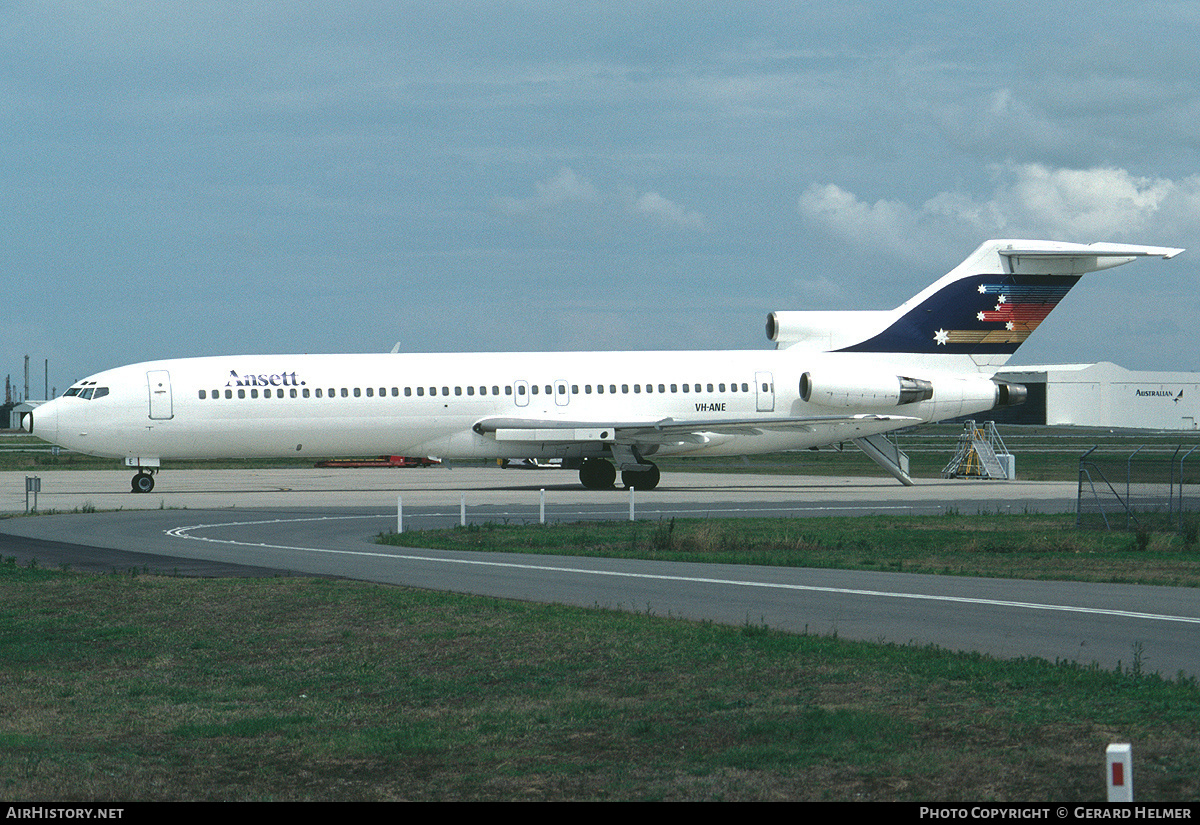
[[405, 387, 412, 397], [225, 389, 233, 399], [417, 387, 425, 396], [199, 390, 206, 399], [303, 389, 310, 398], [492, 386, 500, 395], [366, 388, 373, 397]]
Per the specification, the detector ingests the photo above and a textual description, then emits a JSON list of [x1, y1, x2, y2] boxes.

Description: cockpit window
[[65, 386, 108, 400]]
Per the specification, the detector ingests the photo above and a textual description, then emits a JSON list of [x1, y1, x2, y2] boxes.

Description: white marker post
[[628, 486, 635, 521], [396, 495, 403, 534], [1107, 743, 1133, 802], [460, 493, 466, 527], [539, 489, 545, 524]]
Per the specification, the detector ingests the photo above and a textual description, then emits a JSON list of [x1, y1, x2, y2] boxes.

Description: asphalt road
[[3, 466, 1197, 678]]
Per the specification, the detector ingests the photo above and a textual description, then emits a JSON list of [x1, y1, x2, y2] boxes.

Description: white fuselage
[[30, 349, 1002, 465]]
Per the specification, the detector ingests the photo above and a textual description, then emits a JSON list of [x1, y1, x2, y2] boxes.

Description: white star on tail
[[934, 328, 949, 345]]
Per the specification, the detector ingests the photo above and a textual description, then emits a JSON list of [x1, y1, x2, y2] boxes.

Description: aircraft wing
[[472, 413, 920, 445]]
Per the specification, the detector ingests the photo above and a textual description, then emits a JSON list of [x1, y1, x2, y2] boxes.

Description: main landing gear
[[131, 470, 156, 493], [577, 458, 660, 491]]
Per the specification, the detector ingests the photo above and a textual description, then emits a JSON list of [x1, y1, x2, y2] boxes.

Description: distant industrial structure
[[2, 355, 54, 431]]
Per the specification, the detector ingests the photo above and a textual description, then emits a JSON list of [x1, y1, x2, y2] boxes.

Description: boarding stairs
[[941, 420, 1012, 480]]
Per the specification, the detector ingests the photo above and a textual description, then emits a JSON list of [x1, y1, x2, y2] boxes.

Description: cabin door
[[755, 371, 775, 412], [147, 370, 174, 420]]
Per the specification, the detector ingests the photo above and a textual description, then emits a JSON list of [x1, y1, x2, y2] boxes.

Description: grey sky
[[5, 1, 1199, 396]]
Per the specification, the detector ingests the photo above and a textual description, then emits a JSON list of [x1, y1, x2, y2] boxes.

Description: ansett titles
[[225, 369, 305, 388]]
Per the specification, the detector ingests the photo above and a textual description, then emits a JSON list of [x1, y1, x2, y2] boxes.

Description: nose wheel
[[131, 471, 156, 493]]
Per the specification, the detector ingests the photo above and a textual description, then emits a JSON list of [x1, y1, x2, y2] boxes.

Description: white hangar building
[[989, 362, 1199, 430]]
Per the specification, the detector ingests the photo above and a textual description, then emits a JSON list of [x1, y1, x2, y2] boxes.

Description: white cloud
[[494, 167, 598, 216], [630, 191, 707, 231], [799, 163, 1200, 260], [495, 167, 707, 233]]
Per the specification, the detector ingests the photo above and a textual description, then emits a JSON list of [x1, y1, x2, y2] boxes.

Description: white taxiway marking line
[[165, 516, 1200, 627]]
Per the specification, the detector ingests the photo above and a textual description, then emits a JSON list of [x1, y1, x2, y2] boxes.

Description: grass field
[[379, 513, 1200, 587], [3, 555, 1200, 802]]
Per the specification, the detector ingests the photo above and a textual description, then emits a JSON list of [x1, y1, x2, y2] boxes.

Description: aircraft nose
[[24, 398, 59, 443]]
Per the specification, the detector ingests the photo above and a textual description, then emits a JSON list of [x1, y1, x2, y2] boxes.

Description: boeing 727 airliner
[[23, 239, 1183, 492]]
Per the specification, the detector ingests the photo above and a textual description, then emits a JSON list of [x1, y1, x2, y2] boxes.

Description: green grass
[[380, 513, 1200, 587], [2, 556, 1199, 801]]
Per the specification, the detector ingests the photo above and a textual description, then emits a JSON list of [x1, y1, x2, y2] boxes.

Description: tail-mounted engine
[[799, 371, 934, 409]]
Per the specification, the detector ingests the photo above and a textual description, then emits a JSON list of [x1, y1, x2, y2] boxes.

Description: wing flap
[[473, 414, 919, 445]]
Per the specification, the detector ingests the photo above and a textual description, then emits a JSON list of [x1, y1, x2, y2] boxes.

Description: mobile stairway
[[941, 420, 1014, 480]]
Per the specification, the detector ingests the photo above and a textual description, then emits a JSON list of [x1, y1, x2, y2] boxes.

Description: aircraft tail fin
[[767, 240, 1183, 369]]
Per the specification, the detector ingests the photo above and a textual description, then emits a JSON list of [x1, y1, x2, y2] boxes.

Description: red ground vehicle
[[315, 455, 441, 468]]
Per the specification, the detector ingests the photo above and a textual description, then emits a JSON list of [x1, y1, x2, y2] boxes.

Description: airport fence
[[1077, 446, 1198, 532]]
